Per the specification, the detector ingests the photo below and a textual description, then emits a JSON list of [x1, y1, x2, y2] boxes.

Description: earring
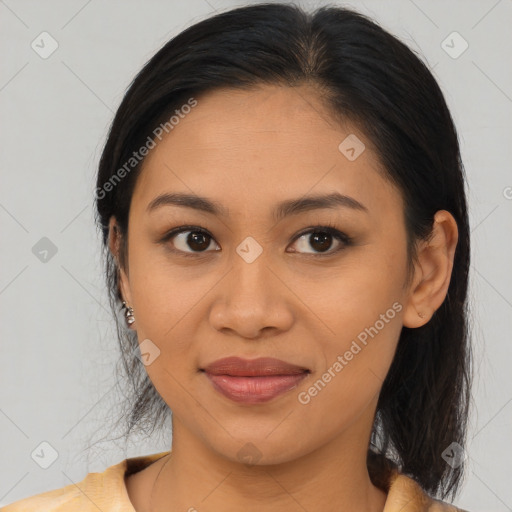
[[122, 301, 135, 325], [418, 311, 426, 319]]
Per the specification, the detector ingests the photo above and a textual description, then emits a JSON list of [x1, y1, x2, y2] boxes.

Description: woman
[[5, 2, 472, 511]]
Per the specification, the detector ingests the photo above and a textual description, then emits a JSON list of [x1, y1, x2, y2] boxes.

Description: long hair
[[94, 3, 471, 501]]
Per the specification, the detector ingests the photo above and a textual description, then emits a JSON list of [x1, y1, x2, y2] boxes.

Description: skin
[[109, 84, 458, 512]]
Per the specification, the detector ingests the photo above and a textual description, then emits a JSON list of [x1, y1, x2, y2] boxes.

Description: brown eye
[[310, 232, 333, 252], [183, 231, 212, 252], [161, 224, 350, 257], [164, 227, 220, 254], [288, 226, 351, 255]]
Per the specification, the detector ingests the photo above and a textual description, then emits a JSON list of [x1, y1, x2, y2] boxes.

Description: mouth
[[201, 357, 310, 404]]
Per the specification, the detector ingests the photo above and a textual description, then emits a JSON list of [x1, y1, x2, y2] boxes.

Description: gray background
[[1, 0, 511, 509]]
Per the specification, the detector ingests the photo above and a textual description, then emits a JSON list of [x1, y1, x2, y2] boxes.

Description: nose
[[208, 251, 295, 340]]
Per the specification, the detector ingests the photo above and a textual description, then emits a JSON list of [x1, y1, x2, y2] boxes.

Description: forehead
[[132, 84, 400, 220], [156, 84, 367, 156]]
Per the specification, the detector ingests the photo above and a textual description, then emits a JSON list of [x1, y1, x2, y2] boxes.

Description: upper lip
[[202, 357, 310, 377]]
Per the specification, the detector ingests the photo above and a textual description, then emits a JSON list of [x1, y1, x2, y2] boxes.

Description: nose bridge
[[209, 236, 294, 337], [229, 235, 274, 302]]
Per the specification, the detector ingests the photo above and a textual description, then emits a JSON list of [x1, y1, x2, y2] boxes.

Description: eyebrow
[[146, 191, 368, 220]]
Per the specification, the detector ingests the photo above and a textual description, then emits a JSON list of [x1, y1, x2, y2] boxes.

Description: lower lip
[[205, 373, 308, 404]]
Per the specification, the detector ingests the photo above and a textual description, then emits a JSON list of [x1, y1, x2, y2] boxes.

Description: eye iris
[[310, 232, 333, 252], [188, 232, 210, 251]]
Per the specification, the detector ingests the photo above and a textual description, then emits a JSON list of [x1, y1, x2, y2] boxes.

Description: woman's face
[[115, 84, 417, 464]]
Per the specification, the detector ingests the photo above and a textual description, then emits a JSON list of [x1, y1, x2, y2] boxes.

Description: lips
[[203, 357, 309, 376], [202, 357, 309, 404]]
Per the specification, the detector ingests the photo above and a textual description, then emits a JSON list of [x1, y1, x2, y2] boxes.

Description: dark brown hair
[[93, 2, 472, 501]]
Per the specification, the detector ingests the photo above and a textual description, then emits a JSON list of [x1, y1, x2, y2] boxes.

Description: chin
[[207, 431, 313, 467]]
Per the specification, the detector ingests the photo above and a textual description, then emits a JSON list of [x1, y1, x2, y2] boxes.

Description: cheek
[[297, 240, 407, 396], [124, 250, 195, 402], [294, 241, 407, 343], [127, 239, 206, 336], [126, 248, 203, 412], [295, 301, 404, 440]]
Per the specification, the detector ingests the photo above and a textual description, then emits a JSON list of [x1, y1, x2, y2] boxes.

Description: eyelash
[[160, 222, 352, 258]]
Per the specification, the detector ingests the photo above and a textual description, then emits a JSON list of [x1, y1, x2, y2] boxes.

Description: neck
[[144, 406, 387, 512]]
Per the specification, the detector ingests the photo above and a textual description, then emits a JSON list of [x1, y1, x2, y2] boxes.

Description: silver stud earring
[[122, 301, 135, 325]]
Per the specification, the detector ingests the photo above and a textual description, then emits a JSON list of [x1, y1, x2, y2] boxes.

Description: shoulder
[[2, 482, 88, 512], [2, 458, 130, 511], [386, 471, 470, 512], [2, 452, 169, 512]]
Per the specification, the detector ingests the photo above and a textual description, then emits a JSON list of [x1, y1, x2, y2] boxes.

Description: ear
[[402, 210, 458, 328], [108, 216, 133, 313]]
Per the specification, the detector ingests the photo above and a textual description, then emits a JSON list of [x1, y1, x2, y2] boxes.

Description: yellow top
[[2, 451, 468, 511]]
